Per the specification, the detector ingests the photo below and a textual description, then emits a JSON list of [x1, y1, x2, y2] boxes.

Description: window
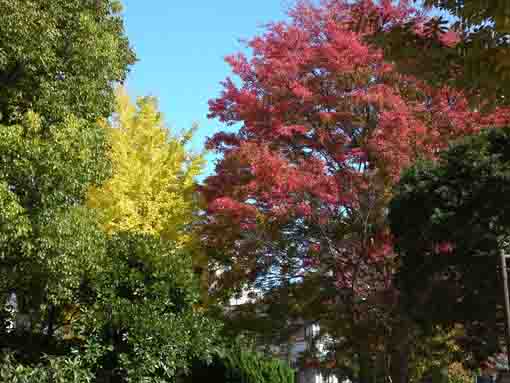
[[315, 373, 339, 383]]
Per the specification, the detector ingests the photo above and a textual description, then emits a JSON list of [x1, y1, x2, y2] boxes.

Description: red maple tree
[[203, 0, 508, 293], [201, 2, 510, 379], [202, 0, 510, 381]]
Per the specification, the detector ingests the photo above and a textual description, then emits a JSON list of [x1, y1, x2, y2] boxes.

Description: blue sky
[[122, 1, 291, 177]]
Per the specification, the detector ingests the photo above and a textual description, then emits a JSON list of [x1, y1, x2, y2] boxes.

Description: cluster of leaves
[[86, 86, 211, 304], [390, 127, 510, 362], [370, 0, 510, 107], [78, 233, 219, 382], [410, 325, 467, 382], [0, 353, 93, 383], [0, 0, 135, 124], [87, 88, 205, 245], [184, 342, 295, 383]]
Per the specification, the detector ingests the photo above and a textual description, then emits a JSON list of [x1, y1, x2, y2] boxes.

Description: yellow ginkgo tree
[[87, 87, 204, 249]]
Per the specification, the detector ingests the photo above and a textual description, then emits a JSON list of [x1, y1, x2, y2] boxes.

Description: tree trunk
[[390, 321, 410, 383], [358, 342, 373, 383], [390, 343, 409, 383]]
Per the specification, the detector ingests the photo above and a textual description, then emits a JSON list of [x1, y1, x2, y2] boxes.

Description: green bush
[[0, 353, 93, 383], [185, 346, 295, 383]]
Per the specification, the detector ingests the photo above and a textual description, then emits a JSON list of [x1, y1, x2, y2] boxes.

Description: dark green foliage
[[0, 353, 93, 383], [78, 233, 220, 382], [389, 127, 510, 360], [1, 229, 220, 382], [424, 0, 510, 32], [185, 344, 295, 383]]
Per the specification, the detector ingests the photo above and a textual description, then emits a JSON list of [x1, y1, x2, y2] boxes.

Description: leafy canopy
[[390, 127, 510, 360], [0, 0, 135, 124], [185, 342, 295, 383], [370, 0, 510, 107], [87, 87, 204, 248], [78, 233, 219, 382], [202, 0, 508, 321]]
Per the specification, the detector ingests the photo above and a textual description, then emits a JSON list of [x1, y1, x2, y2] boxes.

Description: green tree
[[0, 0, 134, 378], [389, 127, 510, 362], [81, 233, 219, 382], [0, 0, 135, 124], [0, 231, 220, 382], [0, 113, 112, 359]]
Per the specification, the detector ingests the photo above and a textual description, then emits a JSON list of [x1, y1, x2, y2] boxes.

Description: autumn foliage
[[202, 0, 510, 298], [87, 87, 204, 247]]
